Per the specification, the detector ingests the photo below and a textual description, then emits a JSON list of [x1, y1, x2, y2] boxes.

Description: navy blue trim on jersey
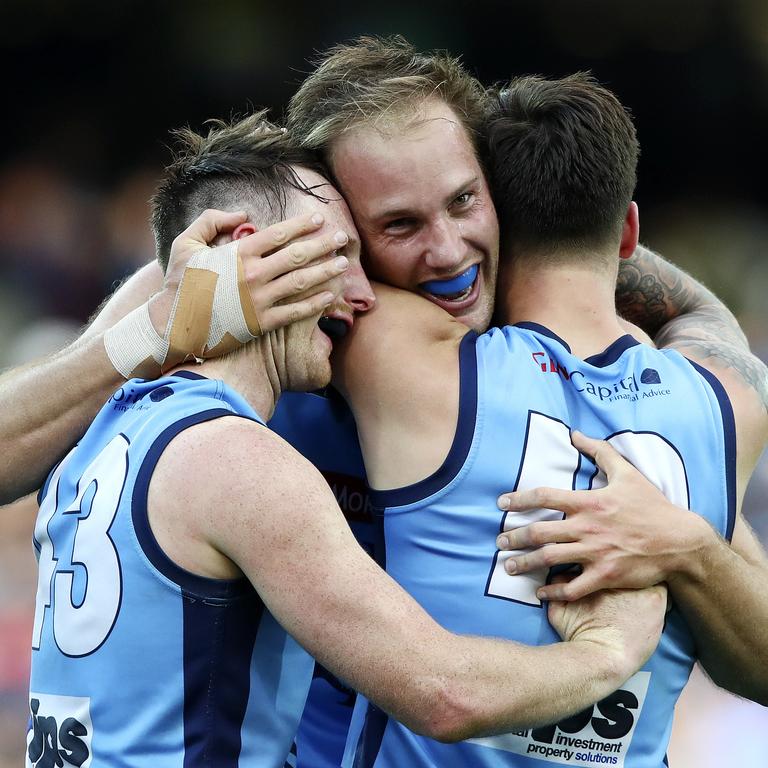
[[172, 370, 209, 381], [182, 586, 263, 767], [132, 408, 255, 598], [368, 331, 479, 509], [513, 321, 571, 352], [351, 703, 389, 768], [685, 359, 738, 541], [584, 334, 640, 368]]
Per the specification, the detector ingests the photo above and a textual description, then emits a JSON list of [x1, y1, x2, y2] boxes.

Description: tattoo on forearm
[[617, 246, 766, 409], [656, 315, 768, 411], [615, 262, 685, 335]]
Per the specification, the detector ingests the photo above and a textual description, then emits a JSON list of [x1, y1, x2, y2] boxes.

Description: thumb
[[180, 209, 247, 248]]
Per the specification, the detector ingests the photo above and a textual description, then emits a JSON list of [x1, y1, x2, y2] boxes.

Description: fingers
[[177, 209, 248, 248], [570, 430, 630, 482], [245, 212, 327, 259], [260, 253, 350, 307], [240, 226, 349, 282], [540, 570, 605, 602], [497, 486, 585, 516], [259, 291, 340, 333], [496, 521, 576, 553], [500, 542, 585, 576]]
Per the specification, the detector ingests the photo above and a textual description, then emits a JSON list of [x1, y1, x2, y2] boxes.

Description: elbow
[[407, 680, 486, 743]]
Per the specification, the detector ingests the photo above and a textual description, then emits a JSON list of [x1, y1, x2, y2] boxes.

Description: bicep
[[213, 437, 445, 704]]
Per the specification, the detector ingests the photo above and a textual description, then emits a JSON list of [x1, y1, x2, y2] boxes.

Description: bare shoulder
[[660, 322, 768, 418], [334, 282, 466, 395], [349, 282, 466, 350], [152, 414, 332, 512], [334, 283, 470, 490], [696, 360, 768, 482]]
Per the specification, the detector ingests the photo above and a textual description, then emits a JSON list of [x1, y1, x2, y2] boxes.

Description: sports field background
[[1, 1, 767, 765]]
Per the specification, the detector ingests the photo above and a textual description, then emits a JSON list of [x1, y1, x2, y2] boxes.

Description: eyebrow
[[375, 175, 481, 222]]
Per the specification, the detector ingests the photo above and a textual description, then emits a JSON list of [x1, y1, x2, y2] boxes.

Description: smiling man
[[23, 112, 671, 768], [1, 34, 764, 768], [331, 71, 768, 767], [288, 37, 498, 334], [328, 98, 498, 329]]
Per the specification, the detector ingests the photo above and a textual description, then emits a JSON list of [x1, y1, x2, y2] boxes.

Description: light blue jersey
[[29, 372, 314, 768], [344, 324, 736, 768], [270, 390, 375, 768]]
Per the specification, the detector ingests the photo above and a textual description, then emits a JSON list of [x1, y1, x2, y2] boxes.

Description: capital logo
[[531, 350, 670, 404], [640, 368, 661, 384]]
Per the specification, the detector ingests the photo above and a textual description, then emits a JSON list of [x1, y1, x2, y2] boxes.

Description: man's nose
[[343, 261, 376, 314], [423, 218, 466, 270]]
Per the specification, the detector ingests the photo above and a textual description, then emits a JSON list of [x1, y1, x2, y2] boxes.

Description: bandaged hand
[[105, 209, 348, 378]]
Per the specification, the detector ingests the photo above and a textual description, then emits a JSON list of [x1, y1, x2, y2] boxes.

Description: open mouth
[[318, 316, 349, 341], [419, 264, 479, 303]]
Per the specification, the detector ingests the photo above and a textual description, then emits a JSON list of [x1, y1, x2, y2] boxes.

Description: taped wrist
[[104, 239, 263, 380], [104, 302, 168, 379]]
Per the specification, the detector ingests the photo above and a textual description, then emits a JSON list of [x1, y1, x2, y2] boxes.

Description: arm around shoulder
[[154, 415, 665, 740]]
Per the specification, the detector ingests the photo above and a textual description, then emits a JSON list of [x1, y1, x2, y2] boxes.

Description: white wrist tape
[[104, 239, 263, 380], [104, 302, 169, 379]]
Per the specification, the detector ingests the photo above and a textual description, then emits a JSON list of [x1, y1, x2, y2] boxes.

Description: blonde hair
[[287, 35, 488, 159]]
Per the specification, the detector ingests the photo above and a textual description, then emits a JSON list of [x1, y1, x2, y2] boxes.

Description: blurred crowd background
[[1, 0, 767, 765]]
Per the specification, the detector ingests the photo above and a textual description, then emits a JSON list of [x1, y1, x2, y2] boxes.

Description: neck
[[499, 255, 627, 359], [173, 337, 283, 421]]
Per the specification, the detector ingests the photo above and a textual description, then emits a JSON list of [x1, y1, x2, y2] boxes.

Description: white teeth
[[429, 284, 473, 302]]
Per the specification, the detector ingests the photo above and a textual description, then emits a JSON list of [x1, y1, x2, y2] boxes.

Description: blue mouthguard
[[421, 264, 479, 296]]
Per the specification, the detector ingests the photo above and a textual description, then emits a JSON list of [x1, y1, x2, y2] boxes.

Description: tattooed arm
[[616, 244, 768, 412], [611, 243, 768, 697], [496, 245, 768, 700]]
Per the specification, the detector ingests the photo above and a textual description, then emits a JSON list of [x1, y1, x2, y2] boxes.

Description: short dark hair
[[151, 110, 328, 270], [286, 35, 488, 163], [485, 72, 639, 260]]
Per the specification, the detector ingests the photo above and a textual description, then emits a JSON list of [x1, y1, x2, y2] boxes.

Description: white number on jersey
[[485, 412, 689, 606], [32, 435, 128, 656]]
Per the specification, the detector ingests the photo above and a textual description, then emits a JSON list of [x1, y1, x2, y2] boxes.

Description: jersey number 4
[[32, 435, 128, 657], [485, 412, 689, 607]]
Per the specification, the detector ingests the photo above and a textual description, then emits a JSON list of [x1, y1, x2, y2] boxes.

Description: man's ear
[[209, 221, 257, 247], [619, 201, 639, 259], [232, 222, 257, 240]]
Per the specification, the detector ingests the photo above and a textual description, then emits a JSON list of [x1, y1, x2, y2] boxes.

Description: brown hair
[[151, 110, 328, 270], [485, 72, 639, 260]]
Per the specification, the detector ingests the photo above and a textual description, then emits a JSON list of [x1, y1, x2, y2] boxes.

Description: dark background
[[3, 0, 768, 339]]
